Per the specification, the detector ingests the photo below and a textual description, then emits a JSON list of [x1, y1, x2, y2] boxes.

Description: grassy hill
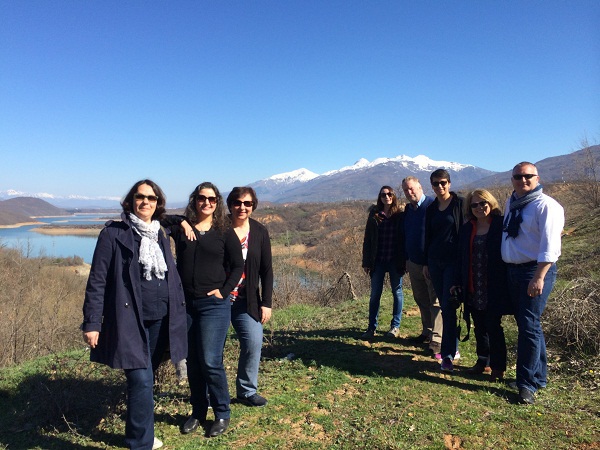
[[0, 184, 598, 449]]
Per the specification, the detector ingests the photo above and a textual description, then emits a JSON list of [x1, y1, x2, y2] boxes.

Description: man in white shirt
[[501, 162, 564, 405]]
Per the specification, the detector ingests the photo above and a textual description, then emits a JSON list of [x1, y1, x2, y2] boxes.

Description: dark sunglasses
[[197, 195, 217, 205], [232, 200, 254, 208], [431, 180, 448, 187], [380, 192, 394, 198], [133, 193, 159, 202], [512, 174, 537, 181], [470, 201, 488, 209]]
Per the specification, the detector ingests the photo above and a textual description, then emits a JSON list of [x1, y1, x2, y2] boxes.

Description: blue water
[[0, 214, 118, 263]]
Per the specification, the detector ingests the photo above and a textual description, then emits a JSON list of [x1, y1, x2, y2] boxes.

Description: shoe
[[361, 329, 376, 340], [409, 334, 429, 344], [208, 418, 230, 437], [518, 388, 535, 405], [441, 357, 454, 373], [508, 381, 518, 390], [454, 351, 461, 360], [152, 437, 163, 450], [434, 353, 442, 360], [467, 360, 491, 375], [385, 327, 399, 338], [490, 370, 505, 382], [429, 342, 441, 354], [237, 393, 268, 407], [182, 416, 200, 434]]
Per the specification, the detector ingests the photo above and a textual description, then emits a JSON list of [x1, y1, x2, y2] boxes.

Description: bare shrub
[[544, 277, 600, 356], [0, 247, 86, 367]]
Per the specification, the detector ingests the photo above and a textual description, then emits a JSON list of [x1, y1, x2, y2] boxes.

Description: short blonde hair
[[464, 189, 502, 221]]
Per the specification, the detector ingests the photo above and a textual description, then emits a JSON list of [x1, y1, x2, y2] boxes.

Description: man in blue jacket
[[402, 176, 442, 356]]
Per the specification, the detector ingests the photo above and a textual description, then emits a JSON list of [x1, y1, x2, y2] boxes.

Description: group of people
[[362, 162, 564, 406], [82, 180, 273, 449]]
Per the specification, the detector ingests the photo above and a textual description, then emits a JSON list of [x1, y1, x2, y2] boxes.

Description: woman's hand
[[181, 221, 196, 241], [83, 331, 99, 349], [260, 306, 272, 324], [207, 289, 223, 299]]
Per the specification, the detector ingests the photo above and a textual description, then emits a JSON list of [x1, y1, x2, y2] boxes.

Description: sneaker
[[441, 357, 454, 373], [454, 351, 461, 360], [152, 437, 163, 450], [434, 353, 442, 360], [385, 327, 399, 338], [237, 393, 268, 407], [361, 329, 376, 340]]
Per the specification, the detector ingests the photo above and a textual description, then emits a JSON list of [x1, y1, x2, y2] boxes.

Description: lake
[[0, 214, 118, 263]]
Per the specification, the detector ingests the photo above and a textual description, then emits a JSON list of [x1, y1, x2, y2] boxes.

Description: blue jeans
[[231, 302, 264, 398], [428, 259, 457, 359], [124, 318, 169, 450], [507, 263, 557, 393], [368, 260, 404, 330], [187, 295, 231, 420]]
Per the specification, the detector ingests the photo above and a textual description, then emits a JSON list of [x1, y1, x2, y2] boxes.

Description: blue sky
[[1, 1, 599, 203]]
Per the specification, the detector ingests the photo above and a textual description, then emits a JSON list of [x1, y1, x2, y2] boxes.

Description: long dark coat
[[82, 213, 188, 369]]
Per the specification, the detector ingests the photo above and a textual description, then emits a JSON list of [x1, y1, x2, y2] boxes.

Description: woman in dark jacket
[[82, 179, 187, 450], [423, 169, 464, 372], [226, 187, 273, 407], [361, 185, 405, 339], [451, 189, 510, 381], [166, 182, 244, 438]]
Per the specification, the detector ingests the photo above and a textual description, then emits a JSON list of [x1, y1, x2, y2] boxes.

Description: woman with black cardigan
[[226, 187, 273, 407]]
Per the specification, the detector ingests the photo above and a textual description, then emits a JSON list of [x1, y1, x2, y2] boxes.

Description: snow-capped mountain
[[250, 154, 495, 202]]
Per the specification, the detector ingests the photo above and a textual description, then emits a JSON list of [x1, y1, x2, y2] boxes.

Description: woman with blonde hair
[[451, 188, 510, 381]]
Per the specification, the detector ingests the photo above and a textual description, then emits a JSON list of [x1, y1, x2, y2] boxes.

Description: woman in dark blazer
[[82, 179, 187, 450], [451, 189, 510, 381], [226, 187, 273, 407]]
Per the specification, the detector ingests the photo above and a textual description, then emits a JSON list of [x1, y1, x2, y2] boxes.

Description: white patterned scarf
[[129, 213, 168, 280]]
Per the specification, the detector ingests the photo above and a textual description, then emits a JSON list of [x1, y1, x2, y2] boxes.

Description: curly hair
[[121, 179, 166, 221], [184, 181, 227, 232]]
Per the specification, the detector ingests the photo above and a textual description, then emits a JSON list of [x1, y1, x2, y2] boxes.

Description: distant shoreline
[[0, 221, 44, 229], [30, 225, 102, 237]]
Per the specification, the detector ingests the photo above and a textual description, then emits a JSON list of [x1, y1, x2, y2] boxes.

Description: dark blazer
[[82, 213, 188, 369], [361, 206, 405, 275], [455, 214, 511, 316], [243, 218, 274, 322]]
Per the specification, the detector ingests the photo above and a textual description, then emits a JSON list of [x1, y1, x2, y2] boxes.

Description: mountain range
[[2, 146, 598, 209]]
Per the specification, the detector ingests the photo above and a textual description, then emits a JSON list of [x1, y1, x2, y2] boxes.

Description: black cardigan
[[424, 192, 464, 263], [239, 218, 274, 322]]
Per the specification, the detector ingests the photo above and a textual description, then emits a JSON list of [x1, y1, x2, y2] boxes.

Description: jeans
[[124, 318, 169, 450], [428, 259, 458, 359], [507, 263, 557, 393], [231, 303, 264, 398], [406, 260, 442, 344], [187, 295, 231, 420], [368, 259, 404, 330]]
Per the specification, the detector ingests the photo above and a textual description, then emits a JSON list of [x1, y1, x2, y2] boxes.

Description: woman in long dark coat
[[82, 179, 187, 450]]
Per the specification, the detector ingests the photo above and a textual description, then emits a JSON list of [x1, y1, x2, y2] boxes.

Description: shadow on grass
[[263, 327, 520, 402], [0, 363, 127, 449]]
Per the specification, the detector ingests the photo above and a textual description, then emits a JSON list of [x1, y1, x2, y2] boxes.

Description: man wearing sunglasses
[[501, 162, 564, 405]]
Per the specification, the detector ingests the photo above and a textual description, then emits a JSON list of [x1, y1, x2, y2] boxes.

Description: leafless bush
[[545, 277, 600, 356], [0, 247, 86, 367]]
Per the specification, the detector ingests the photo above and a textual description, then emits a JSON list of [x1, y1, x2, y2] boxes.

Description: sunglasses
[[232, 200, 254, 208], [197, 195, 217, 205], [431, 180, 448, 187], [470, 201, 488, 209], [512, 174, 537, 181], [133, 193, 159, 202], [380, 192, 394, 198]]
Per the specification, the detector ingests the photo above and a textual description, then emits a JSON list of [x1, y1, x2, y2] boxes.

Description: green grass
[[1, 291, 598, 450]]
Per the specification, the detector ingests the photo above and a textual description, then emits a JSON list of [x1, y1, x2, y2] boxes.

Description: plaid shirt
[[376, 212, 395, 262]]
